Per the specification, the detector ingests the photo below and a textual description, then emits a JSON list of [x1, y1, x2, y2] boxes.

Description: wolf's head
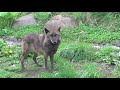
[[45, 27, 61, 44]]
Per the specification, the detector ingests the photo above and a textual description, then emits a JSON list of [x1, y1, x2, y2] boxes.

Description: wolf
[[20, 27, 61, 71]]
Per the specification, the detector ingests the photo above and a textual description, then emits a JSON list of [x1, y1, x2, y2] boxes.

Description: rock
[[12, 14, 37, 28], [2, 36, 6, 42], [4, 36, 19, 47], [111, 46, 120, 50], [17, 38, 22, 42], [44, 15, 77, 30], [11, 64, 16, 67], [44, 20, 61, 30], [9, 36, 17, 42], [5, 41, 14, 47], [115, 39, 120, 47]]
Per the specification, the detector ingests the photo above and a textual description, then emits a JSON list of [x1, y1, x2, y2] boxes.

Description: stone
[[12, 14, 37, 28], [44, 15, 77, 30]]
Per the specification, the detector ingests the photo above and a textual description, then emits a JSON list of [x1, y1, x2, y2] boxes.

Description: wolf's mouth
[[50, 39, 57, 44]]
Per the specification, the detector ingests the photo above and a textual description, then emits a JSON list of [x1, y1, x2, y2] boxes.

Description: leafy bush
[[0, 12, 21, 29], [0, 28, 15, 38], [61, 23, 119, 44], [0, 38, 14, 57], [8, 44, 22, 61], [1, 45, 13, 56], [59, 42, 96, 62], [72, 12, 85, 21], [96, 47, 119, 64], [34, 12, 51, 26], [61, 26, 85, 43], [78, 23, 120, 44], [0, 39, 4, 56]]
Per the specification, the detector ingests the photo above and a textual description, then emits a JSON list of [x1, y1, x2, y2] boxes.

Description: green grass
[[95, 47, 120, 65], [61, 24, 120, 44], [0, 25, 43, 38], [78, 24, 120, 44], [13, 25, 43, 38], [34, 12, 52, 27], [37, 59, 78, 78], [0, 69, 18, 78], [59, 42, 96, 62], [79, 63, 104, 78]]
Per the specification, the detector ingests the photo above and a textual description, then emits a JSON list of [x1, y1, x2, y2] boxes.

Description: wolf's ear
[[45, 28, 49, 34], [58, 27, 61, 32]]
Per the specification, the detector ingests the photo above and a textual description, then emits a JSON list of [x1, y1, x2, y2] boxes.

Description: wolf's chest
[[46, 44, 58, 54]]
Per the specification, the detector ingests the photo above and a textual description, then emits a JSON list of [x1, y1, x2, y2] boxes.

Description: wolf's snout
[[52, 41, 57, 44]]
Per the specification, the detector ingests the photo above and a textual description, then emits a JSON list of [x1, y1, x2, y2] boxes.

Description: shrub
[[0, 12, 21, 29], [0, 38, 14, 57], [34, 12, 52, 26], [59, 42, 96, 62], [96, 47, 119, 64]]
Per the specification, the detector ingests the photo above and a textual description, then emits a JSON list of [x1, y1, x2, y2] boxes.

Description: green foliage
[[56, 59, 78, 78], [72, 12, 85, 20], [0, 39, 4, 56], [61, 23, 120, 44], [61, 27, 81, 42], [0, 69, 13, 78], [78, 24, 120, 44], [0, 12, 21, 29], [0, 12, 21, 17], [79, 63, 104, 78], [8, 44, 22, 61], [0, 69, 23, 78], [91, 12, 120, 31], [0, 38, 4, 48], [0, 25, 43, 38], [1, 45, 14, 56], [37, 59, 78, 78], [0, 28, 13, 37], [0, 39, 14, 56], [34, 12, 51, 26], [96, 47, 119, 65], [59, 42, 96, 62], [13, 25, 43, 38]]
